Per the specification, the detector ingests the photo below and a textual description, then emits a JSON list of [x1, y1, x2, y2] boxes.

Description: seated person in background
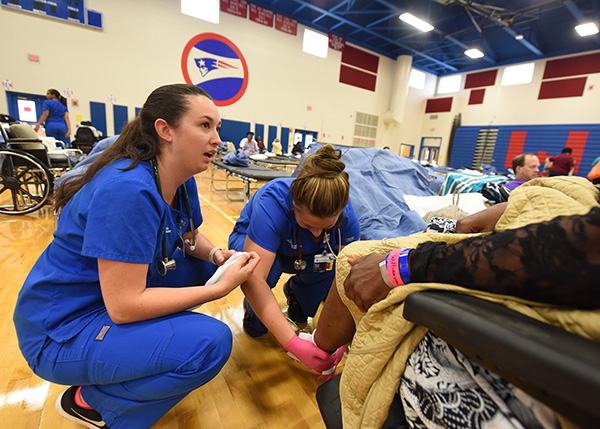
[[545, 147, 576, 176], [240, 131, 258, 156], [313, 176, 600, 428], [256, 136, 265, 153], [505, 153, 540, 191], [271, 138, 283, 155], [291, 141, 304, 155]]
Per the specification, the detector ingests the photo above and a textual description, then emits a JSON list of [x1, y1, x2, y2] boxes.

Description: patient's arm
[[314, 280, 356, 353], [412, 206, 600, 308], [455, 202, 507, 233]]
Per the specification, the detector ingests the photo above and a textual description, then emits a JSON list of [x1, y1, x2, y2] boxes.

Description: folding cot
[[210, 160, 291, 203]]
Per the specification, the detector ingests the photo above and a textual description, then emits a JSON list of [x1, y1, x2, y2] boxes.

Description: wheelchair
[[0, 120, 83, 215]]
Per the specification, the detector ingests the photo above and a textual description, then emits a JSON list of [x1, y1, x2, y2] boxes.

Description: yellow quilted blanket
[[337, 176, 600, 429]]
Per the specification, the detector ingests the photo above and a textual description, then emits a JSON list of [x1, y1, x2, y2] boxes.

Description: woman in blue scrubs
[[34, 89, 72, 146], [13, 84, 268, 429], [229, 145, 361, 341]]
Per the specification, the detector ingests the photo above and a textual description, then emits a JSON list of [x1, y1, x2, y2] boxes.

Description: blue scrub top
[[42, 99, 68, 124], [231, 178, 360, 259], [13, 159, 203, 366]]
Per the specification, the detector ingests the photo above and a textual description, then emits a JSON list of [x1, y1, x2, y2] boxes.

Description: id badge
[[313, 252, 335, 272]]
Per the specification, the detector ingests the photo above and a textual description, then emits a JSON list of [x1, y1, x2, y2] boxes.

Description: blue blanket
[[299, 146, 434, 240]]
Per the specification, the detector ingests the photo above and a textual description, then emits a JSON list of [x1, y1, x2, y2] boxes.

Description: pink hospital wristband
[[386, 248, 412, 287]]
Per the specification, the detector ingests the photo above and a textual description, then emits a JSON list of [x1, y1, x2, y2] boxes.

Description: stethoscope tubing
[[151, 159, 197, 275]]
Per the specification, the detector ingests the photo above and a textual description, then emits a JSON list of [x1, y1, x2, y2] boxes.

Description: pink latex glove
[[317, 344, 348, 381], [285, 335, 336, 373]]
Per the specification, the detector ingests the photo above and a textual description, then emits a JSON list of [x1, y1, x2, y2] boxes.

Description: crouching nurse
[[228, 145, 360, 349], [13, 84, 260, 429]]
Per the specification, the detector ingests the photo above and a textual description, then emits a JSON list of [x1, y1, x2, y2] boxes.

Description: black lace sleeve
[[410, 207, 600, 309]]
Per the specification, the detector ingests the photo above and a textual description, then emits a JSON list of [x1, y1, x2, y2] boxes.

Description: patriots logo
[[195, 58, 238, 77], [182, 33, 249, 106]]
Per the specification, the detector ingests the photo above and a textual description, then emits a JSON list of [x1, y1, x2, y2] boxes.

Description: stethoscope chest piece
[[294, 258, 307, 271], [157, 258, 177, 276]]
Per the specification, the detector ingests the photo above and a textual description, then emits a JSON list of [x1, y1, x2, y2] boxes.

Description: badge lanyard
[[293, 223, 341, 271]]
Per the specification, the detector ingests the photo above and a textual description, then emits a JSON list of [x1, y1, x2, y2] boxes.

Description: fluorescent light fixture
[[515, 34, 524, 40], [302, 29, 328, 58], [181, 0, 219, 24], [399, 13, 434, 32], [575, 22, 599, 36], [464, 48, 484, 59]]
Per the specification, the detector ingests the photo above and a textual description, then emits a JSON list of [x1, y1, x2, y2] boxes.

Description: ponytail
[[47, 89, 67, 107], [54, 83, 212, 212]]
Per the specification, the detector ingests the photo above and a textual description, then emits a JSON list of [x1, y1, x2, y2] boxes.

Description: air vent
[[353, 112, 378, 147]]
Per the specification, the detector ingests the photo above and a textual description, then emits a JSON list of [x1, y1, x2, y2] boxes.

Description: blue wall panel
[[268, 125, 278, 151], [112, 104, 128, 135], [255, 123, 264, 145], [90, 101, 107, 136], [220, 119, 250, 149], [450, 124, 600, 177], [281, 127, 290, 154]]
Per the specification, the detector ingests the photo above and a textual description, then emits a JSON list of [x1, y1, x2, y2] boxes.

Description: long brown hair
[[291, 144, 350, 218], [54, 84, 212, 212]]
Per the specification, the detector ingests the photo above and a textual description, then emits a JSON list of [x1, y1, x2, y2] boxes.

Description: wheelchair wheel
[[0, 149, 52, 215]]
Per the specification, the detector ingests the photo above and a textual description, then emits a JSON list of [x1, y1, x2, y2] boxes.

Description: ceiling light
[[515, 34, 524, 40], [464, 48, 484, 59], [575, 22, 599, 36], [399, 13, 434, 32]]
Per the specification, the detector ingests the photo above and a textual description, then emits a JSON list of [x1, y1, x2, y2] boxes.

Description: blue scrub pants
[[45, 121, 70, 146], [229, 233, 335, 335], [31, 256, 229, 429]]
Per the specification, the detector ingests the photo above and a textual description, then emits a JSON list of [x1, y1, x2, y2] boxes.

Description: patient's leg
[[314, 279, 355, 353]]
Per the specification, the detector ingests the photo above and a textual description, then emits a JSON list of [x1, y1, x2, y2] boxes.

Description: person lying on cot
[[229, 144, 359, 369], [313, 190, 600, 428]]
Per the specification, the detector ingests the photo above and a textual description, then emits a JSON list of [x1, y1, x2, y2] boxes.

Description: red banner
[[249, 3, 274, 27], [275, 14, 297, 36], [221, 0, 247, 18], [329, 33, 345, 51]]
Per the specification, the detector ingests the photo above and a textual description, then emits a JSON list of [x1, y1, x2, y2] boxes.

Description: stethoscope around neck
[[151, 159, 197, 276], [293, 222, 342, 271]]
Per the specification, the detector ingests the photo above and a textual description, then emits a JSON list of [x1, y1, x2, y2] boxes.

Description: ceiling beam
[[276, 0, 459, 72], [375, 0, 495, 65]]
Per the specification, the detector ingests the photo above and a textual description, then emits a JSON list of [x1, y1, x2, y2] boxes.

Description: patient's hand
[[344, 253, 389, 312]]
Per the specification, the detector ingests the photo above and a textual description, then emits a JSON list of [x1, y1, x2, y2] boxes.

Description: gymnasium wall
[[1, 1, 598, 164]]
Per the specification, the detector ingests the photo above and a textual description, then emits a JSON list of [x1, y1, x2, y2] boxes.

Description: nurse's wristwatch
[[379, 248, 412, 288]]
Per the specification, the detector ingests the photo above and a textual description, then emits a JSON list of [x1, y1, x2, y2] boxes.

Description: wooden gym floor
[[0, 166, 338, 428]]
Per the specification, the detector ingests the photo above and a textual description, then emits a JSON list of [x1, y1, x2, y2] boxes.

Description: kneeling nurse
[[229, 144, 360, 346], [14, 84, 259, 429]]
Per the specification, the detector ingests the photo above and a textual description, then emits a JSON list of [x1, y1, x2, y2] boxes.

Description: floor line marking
[[198, 193, 237, 224]]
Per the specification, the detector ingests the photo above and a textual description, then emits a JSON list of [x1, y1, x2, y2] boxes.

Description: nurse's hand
[[284, 335, 337, 374], [213, 248, 236, 266], [219, 252, 260, 294], [344, 254, 390, 312]]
